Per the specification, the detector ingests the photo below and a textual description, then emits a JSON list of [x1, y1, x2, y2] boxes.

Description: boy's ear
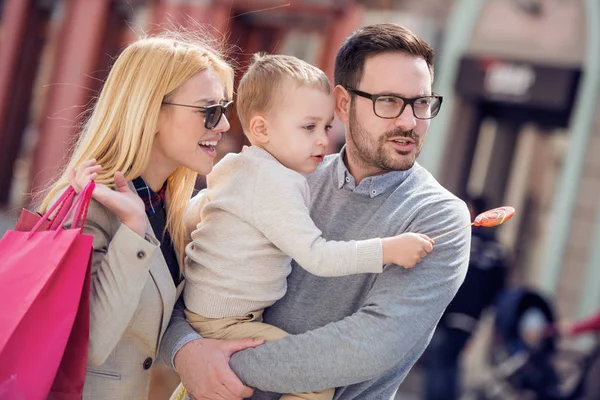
[[333, 85, 351, 124], [248, 115, 270, 144]]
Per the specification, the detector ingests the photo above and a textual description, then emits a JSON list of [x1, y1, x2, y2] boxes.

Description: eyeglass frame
[[345, 88, 443, 120], [161, 100, 234, 129]]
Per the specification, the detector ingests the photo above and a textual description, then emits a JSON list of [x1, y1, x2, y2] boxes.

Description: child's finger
[[426, 242, 434, 252], [420, 239, 434, 253], [418, 233, 435, 244]]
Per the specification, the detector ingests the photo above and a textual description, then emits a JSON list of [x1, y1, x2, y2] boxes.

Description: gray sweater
[[159, 152, 471, 399]]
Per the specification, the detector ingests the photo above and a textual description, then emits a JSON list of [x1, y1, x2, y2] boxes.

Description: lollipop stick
[[432, 222, 474, 241]]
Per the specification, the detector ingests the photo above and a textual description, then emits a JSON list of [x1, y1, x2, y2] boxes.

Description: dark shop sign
[[455, 56, 581, 113]]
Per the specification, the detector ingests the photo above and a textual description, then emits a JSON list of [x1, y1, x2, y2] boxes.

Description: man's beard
[[347, 107, 421, 172]]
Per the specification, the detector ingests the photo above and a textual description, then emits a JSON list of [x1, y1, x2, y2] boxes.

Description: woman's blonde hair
[[40, 31, 234, 267]]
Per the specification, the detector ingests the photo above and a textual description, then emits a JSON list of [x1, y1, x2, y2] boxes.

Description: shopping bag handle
[[71, 181, 95, 229], [43, 186, 75, 223], [48, 188, 76, 231], [28, 182, 95, 238], [56, 181, 96, 233], [28, 186, 75, 235]]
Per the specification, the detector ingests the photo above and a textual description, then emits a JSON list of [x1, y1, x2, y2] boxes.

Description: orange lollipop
[[473, 206, 515, 227], [432, 206, 516, 241]]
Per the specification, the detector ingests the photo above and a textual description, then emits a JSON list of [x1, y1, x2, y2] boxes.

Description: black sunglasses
[[162, 100, 234, 129]]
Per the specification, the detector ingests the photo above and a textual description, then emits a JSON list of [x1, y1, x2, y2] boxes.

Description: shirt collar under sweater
[[132, 176, 167, 217], [335, 146, 413, 198]]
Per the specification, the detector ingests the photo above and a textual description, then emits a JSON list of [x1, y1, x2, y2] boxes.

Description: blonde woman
[[39, 33, 260, 399]]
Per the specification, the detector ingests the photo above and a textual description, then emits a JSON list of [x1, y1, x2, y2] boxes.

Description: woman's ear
[[333, 85, 351, 124], [247, 115, 270, 144]]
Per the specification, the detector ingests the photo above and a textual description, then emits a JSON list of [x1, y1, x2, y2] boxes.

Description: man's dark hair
[[334, 23, 435, 88]]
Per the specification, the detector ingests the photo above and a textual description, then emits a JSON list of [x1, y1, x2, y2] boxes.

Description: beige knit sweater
[[183, 146, 383, 318]]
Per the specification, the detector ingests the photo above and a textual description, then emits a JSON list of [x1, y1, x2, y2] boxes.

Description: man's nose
[[394, 105, 417, 130]]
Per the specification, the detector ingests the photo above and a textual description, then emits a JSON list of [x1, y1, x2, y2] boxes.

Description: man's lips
[[388, 137, 416, 152], [388, 137, 415, 145]]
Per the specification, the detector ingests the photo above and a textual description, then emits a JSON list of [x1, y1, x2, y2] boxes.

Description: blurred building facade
[[420, 0, 600, 327], [0, 0, 598, 329]]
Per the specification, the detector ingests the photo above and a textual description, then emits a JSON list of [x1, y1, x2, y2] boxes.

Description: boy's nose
[[317, 130, 329, 147]]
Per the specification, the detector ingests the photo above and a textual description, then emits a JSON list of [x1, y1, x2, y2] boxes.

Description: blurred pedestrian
[[552, 308, 600, 400], [554, 309, 600, 337]]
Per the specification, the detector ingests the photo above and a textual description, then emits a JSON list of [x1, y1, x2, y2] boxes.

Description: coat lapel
[[128, 181, 177, 340]]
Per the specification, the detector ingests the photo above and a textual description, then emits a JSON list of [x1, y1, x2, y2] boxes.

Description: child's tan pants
[[170, 309, 334, 400]]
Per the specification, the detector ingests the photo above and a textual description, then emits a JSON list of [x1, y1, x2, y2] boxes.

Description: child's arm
[[250, 168, 432, 276], [229, 197, 471, 393]]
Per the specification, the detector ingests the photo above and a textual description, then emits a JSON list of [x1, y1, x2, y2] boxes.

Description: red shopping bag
[[0, 182, 95, 400]]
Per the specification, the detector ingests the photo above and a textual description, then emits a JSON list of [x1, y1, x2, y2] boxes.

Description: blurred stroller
[[466, 287, 600, 400]]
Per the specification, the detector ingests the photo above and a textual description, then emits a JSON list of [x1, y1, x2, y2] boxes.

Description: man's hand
[[175, 338, 264, 399]]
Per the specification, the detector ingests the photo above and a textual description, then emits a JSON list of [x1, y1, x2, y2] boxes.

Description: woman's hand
[[68, 159, 101, 193], [68, 160, 147, 237]]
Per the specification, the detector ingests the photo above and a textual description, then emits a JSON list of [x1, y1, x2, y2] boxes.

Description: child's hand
[[68, 159, 102, 193], [382, 233, 434, 268]]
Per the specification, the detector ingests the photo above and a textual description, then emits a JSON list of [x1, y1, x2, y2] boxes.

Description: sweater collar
[[335, 147, 413, 198]]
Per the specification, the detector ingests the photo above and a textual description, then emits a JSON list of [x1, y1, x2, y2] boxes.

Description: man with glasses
[[162, 23, 471, 400]]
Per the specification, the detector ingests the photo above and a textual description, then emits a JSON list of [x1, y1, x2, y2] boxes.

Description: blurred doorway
[[445, 56, 581, 283]]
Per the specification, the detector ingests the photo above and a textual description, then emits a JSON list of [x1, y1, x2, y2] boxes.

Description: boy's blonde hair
[[237, 53, 331, 132], [40, 31, 234, 268]]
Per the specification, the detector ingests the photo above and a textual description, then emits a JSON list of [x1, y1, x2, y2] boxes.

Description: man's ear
[[333, 85, 351, 123], [247, 115, 270, 144]]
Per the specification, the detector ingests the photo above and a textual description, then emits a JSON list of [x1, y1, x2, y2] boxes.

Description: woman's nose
[[214, 114, 231, 132]]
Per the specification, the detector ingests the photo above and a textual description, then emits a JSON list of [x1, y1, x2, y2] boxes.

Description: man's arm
[[229, 199, 471, 393], [158, 298, 264, 400], [158, 297, 202, 368]]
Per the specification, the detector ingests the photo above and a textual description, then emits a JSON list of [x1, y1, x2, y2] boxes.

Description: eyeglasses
[[161, 100, 234, 129], [345, 88, 442, 120]]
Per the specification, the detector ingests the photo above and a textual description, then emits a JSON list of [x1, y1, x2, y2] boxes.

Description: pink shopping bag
[[0, 183, 95, 400]]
